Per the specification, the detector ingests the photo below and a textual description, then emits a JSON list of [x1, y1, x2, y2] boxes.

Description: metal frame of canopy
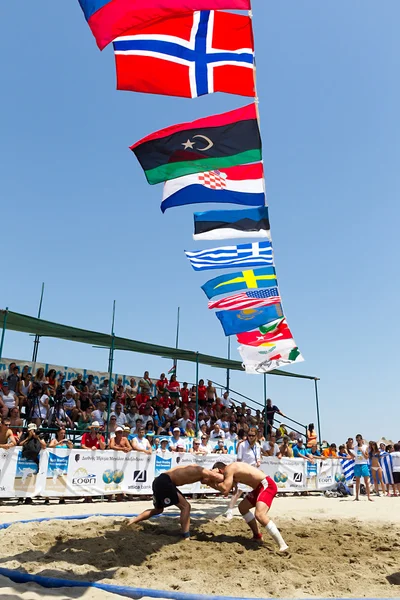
[[0, 308, 322, 446]]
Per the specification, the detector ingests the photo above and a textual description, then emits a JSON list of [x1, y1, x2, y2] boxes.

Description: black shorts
[[152, 473, 180, 509], [393, 472, 400, 485]]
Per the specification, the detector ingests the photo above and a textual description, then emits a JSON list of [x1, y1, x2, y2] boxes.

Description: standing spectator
[[206, 380, 217, 404], [110, 427, 131, 452], [45, 369, 57, 396], [197, 379, 207, 408], [265, 398, 285, 431], [156, 373, 168, 396], [131, 426, 152, 454], [261, 433, 282, 458], [17, 372, 32, 410], [167, 374, 180, 400], [349, 434, 372, 501], [7, 365, 20, 393], [369, 441, 386, 496], [180, 382, 190, 405], [226, 427, 261, 520], [81, 422, 106, 450], [390, 443, 400, 496], [32, 385, 50, 426], [306, 423, 317, 448], [139, 371, 152, 397]]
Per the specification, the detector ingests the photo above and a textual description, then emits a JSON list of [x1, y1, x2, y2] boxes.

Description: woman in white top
[[226, 427, 261, 520], [32, 391, 49, 426], [18, 373, 32, 409]]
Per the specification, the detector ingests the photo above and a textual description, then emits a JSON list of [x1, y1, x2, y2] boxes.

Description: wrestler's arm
[[218, 472, 234, 496]]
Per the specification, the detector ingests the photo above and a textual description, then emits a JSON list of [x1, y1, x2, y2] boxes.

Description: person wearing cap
[[122, 425, 131, 438], [109, 426, 131, 453], [175, 441, 186, 454], [131, 426, 152, 455], [0, 382, 18, 417], [169, 427, 183, 451], [81, 422, 106, 450], [292, 438, 314, 462], [156, 438, 171, 456]]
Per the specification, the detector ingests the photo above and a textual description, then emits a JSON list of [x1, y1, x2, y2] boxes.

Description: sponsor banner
[[0, 448, 43, 497], [260, 457, 308, 492], [316, 459, 345, 490]]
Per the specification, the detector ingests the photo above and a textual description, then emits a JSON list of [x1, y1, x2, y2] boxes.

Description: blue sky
[[1, 1, 399, 444]]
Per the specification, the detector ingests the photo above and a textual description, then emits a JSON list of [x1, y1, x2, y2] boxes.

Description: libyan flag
[[130, 103, 262, 185]]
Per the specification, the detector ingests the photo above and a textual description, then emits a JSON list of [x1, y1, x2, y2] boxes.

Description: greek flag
[[185, 241, 274, 272], [379, 452, 394, 485], [340, 459, 355, 483]]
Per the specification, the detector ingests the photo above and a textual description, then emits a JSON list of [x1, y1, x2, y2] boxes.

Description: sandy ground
[[0, 496, 398, 599]]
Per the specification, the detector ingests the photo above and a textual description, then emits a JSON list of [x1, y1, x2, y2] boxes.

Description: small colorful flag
[[78, 0, 251, 50], [236, 318, 293, 347], [193, 207, 270, 241], [201, 266, 277, 300], [162, 164, 265, 213], [208, 289, 281, 311], [114, 11, 255, 98], [185, 241, 273, 272], [168, 364, 176, 375], [238, 342, 304, 374], [130, 103, 261, 185], [216, 304, 284, 336]]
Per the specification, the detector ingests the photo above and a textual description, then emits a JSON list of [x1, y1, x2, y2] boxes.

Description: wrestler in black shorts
[[152, 473, 180, 509]]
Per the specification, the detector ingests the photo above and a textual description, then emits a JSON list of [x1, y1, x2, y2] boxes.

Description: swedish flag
[[201, 266, 277, 299]]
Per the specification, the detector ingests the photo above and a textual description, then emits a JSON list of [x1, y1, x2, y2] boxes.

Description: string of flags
[[77, 0, 304, 374]]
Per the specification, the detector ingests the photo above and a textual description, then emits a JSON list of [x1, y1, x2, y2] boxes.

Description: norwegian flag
[[198, 171, 228, 190], [113, 10, 255, 98], [208, 288, 281, 311]]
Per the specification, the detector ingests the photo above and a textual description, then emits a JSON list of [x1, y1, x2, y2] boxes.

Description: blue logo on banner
[[155, 455, 172, 477], [47, 452, 69, 477], [15, 451, 38, 481], [307, 462, 318, 477]]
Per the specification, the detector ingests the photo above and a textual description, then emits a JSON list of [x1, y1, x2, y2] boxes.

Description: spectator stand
[[0, 307, 320, 443]]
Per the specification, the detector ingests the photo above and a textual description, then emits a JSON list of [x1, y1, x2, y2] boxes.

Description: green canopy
[[0, 309, 317, 380]]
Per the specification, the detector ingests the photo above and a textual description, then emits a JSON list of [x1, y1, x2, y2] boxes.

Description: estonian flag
[[193, 207, 270, 241]]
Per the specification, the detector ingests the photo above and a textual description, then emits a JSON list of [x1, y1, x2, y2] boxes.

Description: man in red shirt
[[135, 392, 149, 410], [81, 422, 106, 450], [180, 382, 190, 405], [157, 391, 172, 409]]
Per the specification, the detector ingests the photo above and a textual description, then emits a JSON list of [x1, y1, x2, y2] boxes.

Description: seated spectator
[[125, 377, 138, 401], [131, 426, 152, 455], [63, 380, 78, 400], [49, 427, 73, 449], [210, 423, 225, 440], [8, 407, 23, 440], [92, 401, 107, 426], [190, 439, 202, 454], [175, 441, 186, 454], [72, 373, 85, 394], [108, 415, 118, 435], [261, 433, 282, 458], [81, 422, 106, 450], [153, 437, 161, 452], [76, 407, 93, 431], [99, 379, 110, 400], [185, 421, 195, 438], [169, 427, 184, 450], [111, 403, 127, 427], [275, 423, 288, 443], [280, 435, 293, 458], [145, 421, 155, 436], [227, 423, 238, 441], [322, 443, 338, 458], [213, 439, 228, 454], [34, 368, 46, 384], [125, 404, 139, 429], [307, 423, 317, 448], [0, 382, 18, 416], [156, 438, 171, 455], [141, 405, 154, 428], [288, 431, 298, 446], [293, 438, 313, 462], [63, 390, 80, 422], [154, 406, 167, 433], [130, 417, 144, 435], [17, 372, 32, 410], [1, 362, 16, 383], [110, 426, 131, 453], [221, 390, 233, 409], [178, 409, 190, 432], [86, 374, 98, 397], [32, 385, 50, 426], [199, 434, 211, 454], [0, 416, 17, 450], [79, 386, 95, 412], [48, 404, 73, 429]]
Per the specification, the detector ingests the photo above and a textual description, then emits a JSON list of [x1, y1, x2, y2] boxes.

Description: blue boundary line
[[0, 514, 393, 600]]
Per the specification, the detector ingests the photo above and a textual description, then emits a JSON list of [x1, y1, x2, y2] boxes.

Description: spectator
[[81, 422, 106, 450], [92, 401, 107, 426], [0, 416, 17, 450], [138, 371, 152, 397], [391, 443, 400, 496], [369, 441, 386, 496], [280, 435, 293, 458], [210, 423, 225, 441], [86, 374, 98, 397], [141, 405, 154, 428], [306, 423, 317, 448], [156, 373, 168, 396], [165, 400, 178, 421], [306, 443, 322, 459], [349, 433, 372, 501], [185, 421, 196, 438], [197, 379, 207, 408], [0, 382, 18, 416], [206, 380, 217, 403], [190, 439, 202, 454], [199, 434, 211, 454], [63, 380, 78, 400], [221, 391, 232, 409], [71, 373, 85, 394], [213, 439, 228, 454], [275, 423, 288, 443], [79, 385, 95, 413], [293, 438, 313, 462], [1, 362, 16, 382], [322, 443, 338, 458], [226, 427, 260, 520], [99, 379, 110, 400], [32, 385, 50, 426], [227, 423, 238, 441], [156, 438, 170, 455], [175, 441, 186, 455], [154, 406, 167, 433], [34, 368, 46, 384], [17, 372, 32, 410], [125, 404, 139, 429], [180, 382, 190, 405], [169, 427, 184, 451], [265, 398, 285, 430], [8, 407, 23, 441], [125, 377, 137, 401], [108, 415, 118, 435], [19, 423, 46, 464], [63, 390, 80, 423], [49, 427, 73, 449], [167, 374, 180, 400], [131, 426, 152, 455], [110, 427, 131, 452], [153, 437, 161, 452], [76, 407, 93, 431], [130, 417, 144, 435], [261, 433, 282, 458], [48, 403, 73, 429], [7, 365, 20, 393], [111, 403, 127, 427], [178, 409, 190, 432]]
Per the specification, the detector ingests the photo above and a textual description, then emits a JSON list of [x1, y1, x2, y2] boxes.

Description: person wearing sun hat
[[109, 426, 131, 453], [81, 421, 106, 450]]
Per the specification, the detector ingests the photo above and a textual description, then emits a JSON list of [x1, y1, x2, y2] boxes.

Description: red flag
[[114, 11, 255, 98], [237, 319, 293, 347], [78, 0, 251, 50]]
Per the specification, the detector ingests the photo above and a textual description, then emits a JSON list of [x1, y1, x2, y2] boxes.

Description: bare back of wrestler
[[213, 461, 288, 552], [127, 465, 222, 540]]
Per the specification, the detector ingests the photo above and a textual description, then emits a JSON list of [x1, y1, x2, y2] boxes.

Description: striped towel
[[379, 451, 394, 485], [340, 459, 355, 483]]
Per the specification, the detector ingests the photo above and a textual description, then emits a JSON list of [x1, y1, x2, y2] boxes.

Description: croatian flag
[[114, 11, 255, 98], [78, 0, 251, 50], [162, 163, 265, 213]]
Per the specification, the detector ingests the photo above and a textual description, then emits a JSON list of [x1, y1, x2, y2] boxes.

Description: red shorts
[[245, 477, 277, 508]]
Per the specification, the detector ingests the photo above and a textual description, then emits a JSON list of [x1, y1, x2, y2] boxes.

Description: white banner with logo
[[260, 457, 308, 492], [0, 449, 346, 497]]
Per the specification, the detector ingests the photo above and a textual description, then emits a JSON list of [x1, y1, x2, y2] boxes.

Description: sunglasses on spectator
[[248, 434, 256, 437]]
